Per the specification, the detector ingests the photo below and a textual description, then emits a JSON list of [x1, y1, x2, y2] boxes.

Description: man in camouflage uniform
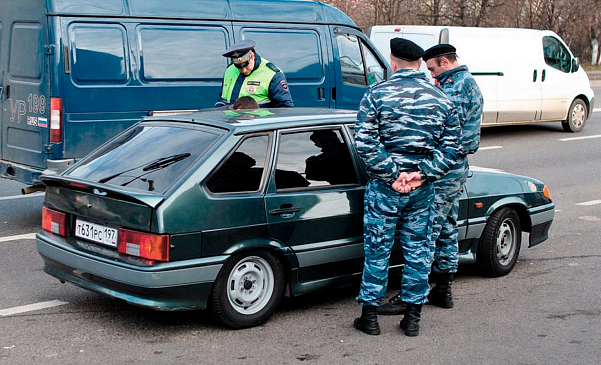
[[353, 38, 462, 337], [378, 44, 483, 316]]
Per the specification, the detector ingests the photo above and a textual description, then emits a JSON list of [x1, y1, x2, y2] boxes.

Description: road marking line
[[0, 193, 44, 201], [478, 146, 503, 150], [0, 233, 37, 242], [593, 108, 601, 113], [0, 300, 68, 317], [559, 134, 601, 142], [576, 200, 601, 206]]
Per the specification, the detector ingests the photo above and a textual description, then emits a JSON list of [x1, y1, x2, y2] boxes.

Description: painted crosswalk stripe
[[559, 134, 601, 142], [0, 193, 44, 201], [576, 200, 601, 206], [0, 300, 68, 317], [478, 146, 503, 150], [0, 233, 37, 243]]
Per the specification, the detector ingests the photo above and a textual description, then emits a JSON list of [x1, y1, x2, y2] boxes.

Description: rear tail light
[[42, 207, 67, 236], [118, 228, 170, 262], [50, 97, 63, 143]]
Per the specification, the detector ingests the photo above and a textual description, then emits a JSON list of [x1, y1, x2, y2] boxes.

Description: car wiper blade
[[142, 153, 191, 171], [98, 153, 191, 184]]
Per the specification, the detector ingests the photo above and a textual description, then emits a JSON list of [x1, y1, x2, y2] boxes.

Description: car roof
[[143, 107, 358, 134]]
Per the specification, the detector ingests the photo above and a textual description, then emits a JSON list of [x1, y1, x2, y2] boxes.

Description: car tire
[[562, 99, 587, 133], [476, 207, 522, 277], [209, 251, 285, 329]]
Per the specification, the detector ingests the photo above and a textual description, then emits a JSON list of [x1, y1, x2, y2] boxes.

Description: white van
[[368, 25, 595, 132]]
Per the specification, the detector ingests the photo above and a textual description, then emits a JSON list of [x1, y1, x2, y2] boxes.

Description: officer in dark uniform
[[215, 40, 294, 108]]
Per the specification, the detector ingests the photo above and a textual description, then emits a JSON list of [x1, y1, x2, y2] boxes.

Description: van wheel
[[476, 208, 522, 277], [562, 99, 587, 132], [209, 251, 285, 329]]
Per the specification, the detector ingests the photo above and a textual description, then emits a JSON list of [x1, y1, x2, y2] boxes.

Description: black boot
[[399, 303, 422, 337], [376, 292, 407, 315], [353, 305, 380, 335], [427, 273, 454, 308]]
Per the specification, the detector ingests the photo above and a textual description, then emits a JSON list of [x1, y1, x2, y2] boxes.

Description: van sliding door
[[233, 24, 331, 108]]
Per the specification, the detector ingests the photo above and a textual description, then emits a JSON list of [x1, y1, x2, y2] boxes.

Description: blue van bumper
[[36, 231, 225, 311]]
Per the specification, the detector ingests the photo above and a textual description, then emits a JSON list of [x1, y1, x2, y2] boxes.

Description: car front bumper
[[36, 231, 226, 311]]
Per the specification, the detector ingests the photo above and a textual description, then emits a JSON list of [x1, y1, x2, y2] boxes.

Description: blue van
[[0, 0, 389, 190]]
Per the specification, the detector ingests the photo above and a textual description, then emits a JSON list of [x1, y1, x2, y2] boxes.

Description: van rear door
[[1, 0, 50, 171]]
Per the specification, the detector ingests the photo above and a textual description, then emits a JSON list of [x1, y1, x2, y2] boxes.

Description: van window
[[336, 33, 384, 86], [240, 29, 324, 83], [207, 135, 270, 194], [9, 23, 43, 80], [69, 24, 128, 84], [139, 26, 228, 81], [543, 36, 571, 73], [276, 129, 358, 190]]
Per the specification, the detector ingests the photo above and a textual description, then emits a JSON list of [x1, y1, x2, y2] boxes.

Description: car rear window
[[66, 124, 222, 193]]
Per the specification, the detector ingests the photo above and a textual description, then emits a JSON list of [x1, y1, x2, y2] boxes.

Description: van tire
[[209, 251, 285, 329], [562, 99, 587, 133], [476, 207, 522, 277]]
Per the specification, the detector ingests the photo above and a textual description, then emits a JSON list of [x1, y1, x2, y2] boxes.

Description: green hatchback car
[[36, 108, 554, 328]]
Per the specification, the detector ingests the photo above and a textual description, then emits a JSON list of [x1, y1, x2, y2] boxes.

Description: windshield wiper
[[98, 153, 191, 184]]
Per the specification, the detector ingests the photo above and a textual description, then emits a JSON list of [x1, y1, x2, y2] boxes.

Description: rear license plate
[[75, 219, 118, 247]]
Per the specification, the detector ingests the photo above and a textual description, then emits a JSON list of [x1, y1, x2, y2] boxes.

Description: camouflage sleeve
[[461, 81, 483, 155], [268, 71, 294, 108], [417, 107, 462, 183], [354, 91, 399, 184]]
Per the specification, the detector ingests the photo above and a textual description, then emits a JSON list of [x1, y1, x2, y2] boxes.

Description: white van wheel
[[562, 99, 587, 133]]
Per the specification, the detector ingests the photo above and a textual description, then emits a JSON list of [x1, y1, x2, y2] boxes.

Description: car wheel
[[209, 251, 285, 329], [477, 207, 522, 277], [562, 99, 587, 133]]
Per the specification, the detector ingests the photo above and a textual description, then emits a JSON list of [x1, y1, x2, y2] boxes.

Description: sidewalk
[[586, 71, 601, 86]]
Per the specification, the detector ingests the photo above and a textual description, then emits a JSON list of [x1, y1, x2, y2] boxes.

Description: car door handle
[[542, 69, 546, 82], [533, 70, 537, 82], [317, 87, 325, 101], [269, 207, 301, 215]]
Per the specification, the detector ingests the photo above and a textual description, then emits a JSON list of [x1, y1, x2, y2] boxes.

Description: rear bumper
[[0, 159, 74, 185], [36, 231, 225, 311]]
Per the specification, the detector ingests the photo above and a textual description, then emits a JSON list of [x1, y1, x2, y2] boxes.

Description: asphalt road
[[1, 92, 600, 364]]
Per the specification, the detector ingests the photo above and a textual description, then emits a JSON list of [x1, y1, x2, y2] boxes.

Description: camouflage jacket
[[435, 65, 483, 155], [355, 69, 462, 184]]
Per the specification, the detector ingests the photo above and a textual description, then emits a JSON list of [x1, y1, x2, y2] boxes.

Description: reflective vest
[[221, 58, 277, 104]]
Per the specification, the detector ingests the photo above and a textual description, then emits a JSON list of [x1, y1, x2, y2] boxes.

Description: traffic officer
[[215, 40, 293, 108], [353, 38, 462, 336], [377, 44, 484, 316]]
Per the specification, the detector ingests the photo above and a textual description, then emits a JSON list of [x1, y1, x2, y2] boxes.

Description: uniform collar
[[391, 69, 428, 81], [435, 65, 469, 84]]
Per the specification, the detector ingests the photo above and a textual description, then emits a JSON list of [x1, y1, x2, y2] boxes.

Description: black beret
[[222, 40, 256, 64], [390, 38, 424, 61], [423, 44, 457, 61]]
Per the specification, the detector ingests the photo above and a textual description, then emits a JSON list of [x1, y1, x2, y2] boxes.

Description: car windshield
[[66, 124, 222, 193]]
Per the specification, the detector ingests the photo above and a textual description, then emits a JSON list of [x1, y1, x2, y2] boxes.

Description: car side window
[[336, 33, 385, 86], [275, 129, 358, 190], [206, 135, 269, 194], [543, 36, 571, 73]]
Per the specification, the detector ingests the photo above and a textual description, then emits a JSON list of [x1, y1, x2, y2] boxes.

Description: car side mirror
[[572, 57, 580, 72]]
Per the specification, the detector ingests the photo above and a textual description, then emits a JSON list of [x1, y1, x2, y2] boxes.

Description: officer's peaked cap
[[390, 38, 423, 61], [423, 44, 457, 61], [222, 40, 256, 65]]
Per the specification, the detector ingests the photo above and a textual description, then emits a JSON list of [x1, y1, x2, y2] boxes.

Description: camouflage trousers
[[431, 158, 468, 274], [357, 178, 435, 306]]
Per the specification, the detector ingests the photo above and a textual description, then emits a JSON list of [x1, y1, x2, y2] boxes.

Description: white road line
[[0, 233, 37, 243], [0, 193, 44, 201], [576, 200, 601, 206], [593, 108, 601, 113], [559, 134, 601, 142], [0, 300, 68, 317], [0, 233, 37, 242], [478, 146, 503, 150]]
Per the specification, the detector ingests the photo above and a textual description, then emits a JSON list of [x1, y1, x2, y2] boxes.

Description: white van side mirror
[[572, 57, 580, 72]]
